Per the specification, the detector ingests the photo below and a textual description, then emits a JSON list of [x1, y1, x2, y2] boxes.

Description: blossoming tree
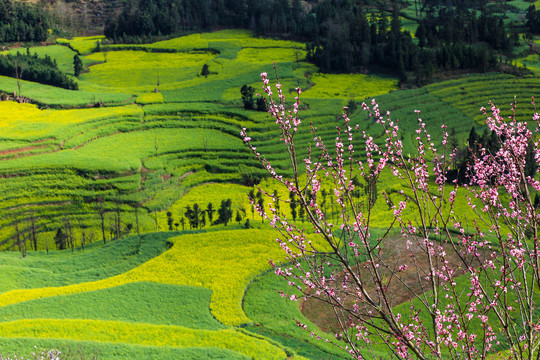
[[241, 70, 540, 359]]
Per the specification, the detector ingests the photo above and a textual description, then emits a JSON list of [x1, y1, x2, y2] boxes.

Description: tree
[[235, 210, 242, 224], [201, 63, 210, 78], [216, 199, 233, 226], [28, 213, 37, 251], [257, 197, 264, 223], [13, 55, 24, 99], [63, 216, 74, 251], [114, 197, 122, 239], [73, 54, 83, 77], [199, 209, 206, 228], [273, 189, 280, 213], [54, 229, 67, 250], [207, 202, 215, 224], [166, 211, 173, 231], [289, 190, 296, 222], [240, 84, 254, 110], [133, 202, 141, 245], [241, 72, 540, 359], [14, 220, 26, 257], [77, 218, 87, 251], [185, 205, 194, 229], [192, 203, 201, 229], [94, 196, 106, 244], [256, 96, 267, 111]]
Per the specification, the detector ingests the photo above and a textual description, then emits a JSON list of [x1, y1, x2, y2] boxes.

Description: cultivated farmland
[[0, 28, 536, 359]]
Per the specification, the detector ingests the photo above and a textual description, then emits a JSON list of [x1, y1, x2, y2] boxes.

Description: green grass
[[0, 232, 172, 293], [516, 54, 540, 76], [0, 282, 224, 330], [508, 0, 534, 10], [244, 271, 351, 360], [0, 230, 319, 359], [57, 36, 105, 55], [82, 51, 216, 93], [0, 75, 132, 106], [0, 319, 298, 360], [4, 45, 78, 74]]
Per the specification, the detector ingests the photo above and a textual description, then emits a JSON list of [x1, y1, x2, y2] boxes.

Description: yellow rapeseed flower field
[[0, 102, 142, 140], [0, 319, 305, 360], [83, 51, 216, 92], [136, 91, 164, 104], [0, 229, 317, 326]]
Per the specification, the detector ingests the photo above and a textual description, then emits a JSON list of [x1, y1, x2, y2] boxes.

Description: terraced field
[[0, 230, 340, 359], [0, 28, 537, 358]]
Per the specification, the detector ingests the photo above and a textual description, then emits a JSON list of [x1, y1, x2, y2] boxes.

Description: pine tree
[[201, 63, 209, 78], [73, 54, 83, 78]]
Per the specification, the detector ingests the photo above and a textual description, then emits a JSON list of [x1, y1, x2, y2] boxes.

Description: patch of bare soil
[[0, 144, 54, 160], [300, 235, 490, 333], [0, 145, 47, 156]]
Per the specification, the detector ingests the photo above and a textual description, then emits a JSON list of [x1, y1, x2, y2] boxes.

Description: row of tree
[[14, 195, 263, 254], [182, 199, 244, 229], [0, 50, 78, 91], [10, 194, 144, 255]]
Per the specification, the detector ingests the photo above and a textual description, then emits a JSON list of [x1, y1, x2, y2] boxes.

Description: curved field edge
[[0, 232, 173, 293], [0, 229, 331, 327], [244, 270, 352, 360], [0, 319, 306, 360], [0, 282, 224, 330]]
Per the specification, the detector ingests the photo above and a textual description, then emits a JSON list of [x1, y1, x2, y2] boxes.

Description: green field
[[0, 25, 536, 359]]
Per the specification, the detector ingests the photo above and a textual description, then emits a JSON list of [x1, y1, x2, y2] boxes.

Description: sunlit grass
[[0, 75, 132, 106], [0, 282, 224, 329], [303, 73, 398, 100], [57, 36, 105, 55], [4, 45, 77, 74], [82, 51, 216, 93]]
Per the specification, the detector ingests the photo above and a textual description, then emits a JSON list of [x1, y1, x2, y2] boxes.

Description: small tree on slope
[[73, 54, 83, 77], [241, 70, 540, 359]]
